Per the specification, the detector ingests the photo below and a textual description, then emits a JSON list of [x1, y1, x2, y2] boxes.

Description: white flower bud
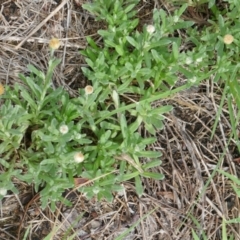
[[146, 25, 155, 34], [223, 34, 234, 45], [85, 85, 93, 95], [0, 188, 7, 196], [189, 77, 197, 83], [196, 57, 203, 63], [93, 187, 100, 194], [74, 133, 82, 140], [59, 125, 69, 134], [173, 16, 179, 23], [49, 38, 61, 50], [74, 152, 84, 163], [185, 57, 193, 65]]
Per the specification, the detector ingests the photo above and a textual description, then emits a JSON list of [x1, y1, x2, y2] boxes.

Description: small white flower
[[189, 77, 197, 83], [85, 85, 93, 95], [59, 125, 69, 134], [146, 25, 155, 34], [74, 152, 84, 163], [223, 34, 234, 45], [0, 188, 7, 196], [93, 187, 100, 194], [74, 133, 82, 140], [173, 16, 179, 23], [196, 57, 203, 63], [185, 57, 193, 65], [49, 38, 61, 50]]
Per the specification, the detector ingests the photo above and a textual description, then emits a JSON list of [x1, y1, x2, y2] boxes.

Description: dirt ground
[[0, 0, 240, 239]]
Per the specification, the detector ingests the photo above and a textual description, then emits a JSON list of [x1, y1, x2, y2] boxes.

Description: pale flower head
[[74, 152, 84, 163], [185, 57, 193, 65], [85, 85, 93, 95], [49, 38, 61, 50], [189, 77, 197, 83], [223, 34, 234, 45], [0, 188, 7, 196], [93, 187, 100, 194], [74, 133, 82, 140], [196, 57, 203, 63], [59, 125, 69, 134], [173, 16, 179, 23], [146, 25, 155, 34]]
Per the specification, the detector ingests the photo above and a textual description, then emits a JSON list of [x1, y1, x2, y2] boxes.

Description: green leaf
[[120, 114, 128, 138], [172, 42, 179, 60], [86, 36, 99, 50], [222, 219, 227, 240], [104, 39, 117, 48], [144, 51, 152, 69], [135, 151, 161, 158], [98, 189, 113, 202], [143, 159, 162, 170], [19, 74, 42, 100], [146, 39, 171, 51], [140, 137, 156, 145], [218, 14, 225, 28], [129, 115, 143, 132], [192, 229, 200, 240], [100, 121, 121, 131], [27, 64, 45, 80], [231, 184, 240, 198], [99, 130, 112, 143], [218, 169, 240, 185], [126, 36, 139, 48], [122, 171, 140, 181], [151, 118, 164, 129], [135, 175, 143, 197], [112, 89, 120, 109], [22, 225, 31, 240], [115, 45, 124, 56], [0, 158, 10, 168], [144, 122, 156, 135], [173, 21, 194, 30], [151, 105, 173, 115], [176, 4, 188, 17], [225, 218, 240, 224], [138, 68, 152, 76], [208, 0, 216, 8], [111, 184, 125, 192], [20, 88, 37, 110], [124, 3, 136, 14], [41, 87, 63, 109], [118, 161, 126, 179], [142, 171, 165, 180]]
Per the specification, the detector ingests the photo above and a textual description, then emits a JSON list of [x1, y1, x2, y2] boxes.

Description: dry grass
[[1, 0, 240, 239]]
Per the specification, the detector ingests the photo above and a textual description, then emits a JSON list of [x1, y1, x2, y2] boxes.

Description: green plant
[[184, 0, 240, 151], [0, 0, 210, 209], [213, 159, 240, 240], [191, 213, 236, 240], [177, 0, 240, 238]]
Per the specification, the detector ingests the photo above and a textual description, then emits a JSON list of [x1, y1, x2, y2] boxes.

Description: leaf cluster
[[0, 0, 212, 209]]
